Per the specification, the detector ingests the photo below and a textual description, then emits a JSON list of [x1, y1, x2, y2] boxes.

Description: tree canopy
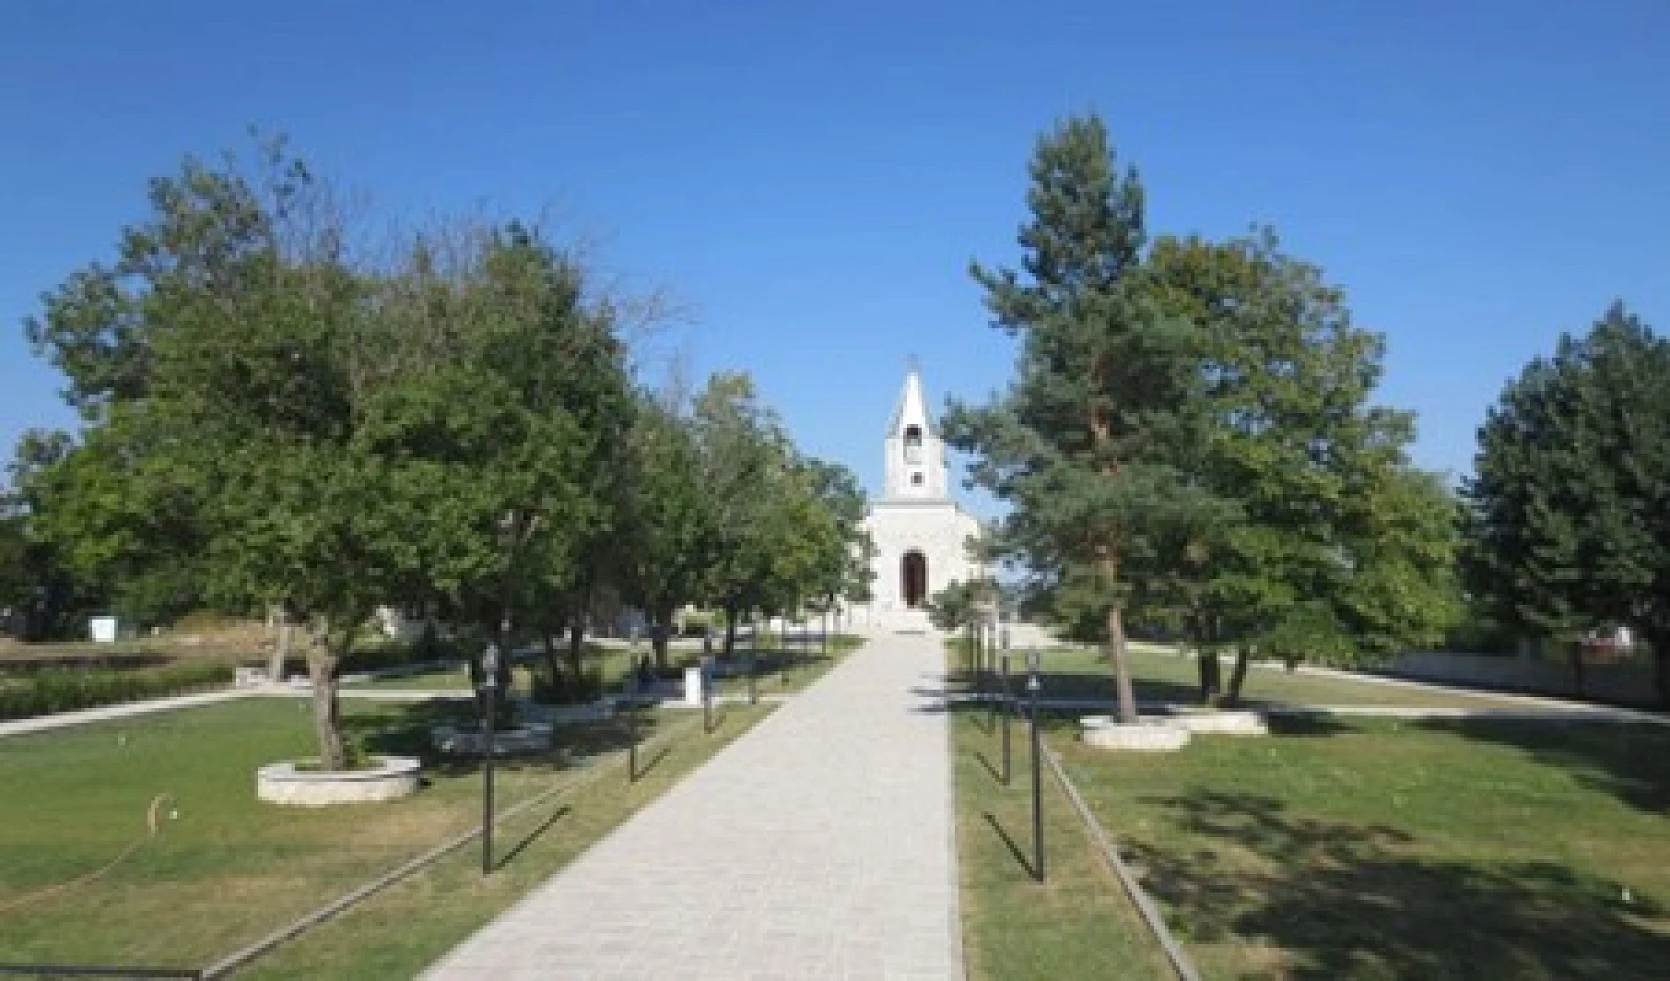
[[14, 137, 870, 767], [1463, 302, 1670, 704], [952, 114, 1461, 712]]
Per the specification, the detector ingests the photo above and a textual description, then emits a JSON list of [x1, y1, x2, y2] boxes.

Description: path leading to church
[[421, 631, 961, 980]]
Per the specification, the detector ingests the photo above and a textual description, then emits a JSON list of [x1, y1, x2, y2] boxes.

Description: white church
[[846, 368, 986, 633]]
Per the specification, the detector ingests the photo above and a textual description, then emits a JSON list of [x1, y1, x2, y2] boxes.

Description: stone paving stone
[[421, 632, 961, 979]]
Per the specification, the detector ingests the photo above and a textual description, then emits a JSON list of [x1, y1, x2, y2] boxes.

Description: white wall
[[860, 501, 982, 617]]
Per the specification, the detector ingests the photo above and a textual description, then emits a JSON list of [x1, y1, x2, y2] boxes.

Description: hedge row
[[0, 659, 235, 722]]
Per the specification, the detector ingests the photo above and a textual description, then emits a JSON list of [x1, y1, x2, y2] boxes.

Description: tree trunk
[[652, 613, 672, 673], [1648, 629, 1670, 708], [308, 628, 349, 771], [651, 603, 673, 671], [566, 620, 585, 693], [1106, 602, 1139, 724], [1197, 650, 1221, 704], [268, 604, 292, 684], [542, 632, 562, 687], [1568, 640, 1586, 697], [723, 604, 739, 659], [1224, 646, 1253, 707]]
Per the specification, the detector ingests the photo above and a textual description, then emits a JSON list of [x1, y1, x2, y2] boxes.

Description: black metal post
[[703, 658, 714, 734], [1027, 650, 1044, 882], [481, 690, 497, 874], [626, 679, 638, 782], [1001, 651, 1012, 786], [978, 623, 987, 692]]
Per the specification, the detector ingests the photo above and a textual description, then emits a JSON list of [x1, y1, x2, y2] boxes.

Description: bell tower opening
[[903, 425, 923, 464], [901, 550, 928, 608]]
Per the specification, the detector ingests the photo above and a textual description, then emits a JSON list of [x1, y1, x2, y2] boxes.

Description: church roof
[[885, 368, 937, 439]]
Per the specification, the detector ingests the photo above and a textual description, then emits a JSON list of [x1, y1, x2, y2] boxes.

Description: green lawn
[[953, 706, 1173, 980], [349, 634, 863, 695], [0, 695, 766, 974], [1055, 716, 1670, 979], [1023, 643, 1532, 709]]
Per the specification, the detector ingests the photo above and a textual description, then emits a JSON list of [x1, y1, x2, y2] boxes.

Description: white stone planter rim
[[258, 755, 422, 783], [1081, 718, 1192, 752]]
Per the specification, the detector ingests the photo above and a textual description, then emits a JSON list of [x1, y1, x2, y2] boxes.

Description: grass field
[[1019, 643, 1531, 709], [952, 705, 1172, 980], [0, 695, 769, 974], [349, 634, 864, 695], [1056, 716, 1670, 979]]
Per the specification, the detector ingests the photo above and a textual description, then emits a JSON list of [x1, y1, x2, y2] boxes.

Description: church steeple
[[883, 366, 948, 501]]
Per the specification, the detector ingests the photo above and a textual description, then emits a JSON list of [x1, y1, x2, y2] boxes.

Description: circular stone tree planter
[[429, 722, 554, 756], [1079, 715, 1191, 752], [256, 756, 423, 807], [1168, 708, 1269, 736]]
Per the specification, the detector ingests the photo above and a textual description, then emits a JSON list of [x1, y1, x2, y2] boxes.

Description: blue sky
[[3, 0, 1667, 516]]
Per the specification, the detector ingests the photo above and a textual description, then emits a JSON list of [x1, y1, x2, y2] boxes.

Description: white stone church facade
[[846, 369, 985, 632]]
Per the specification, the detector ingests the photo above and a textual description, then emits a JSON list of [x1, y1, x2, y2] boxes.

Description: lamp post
[[1000, 648, 1012, 786], [748, 638, 761, 705], [624, 670, 639, 782], [1026, 647, 1044, 883], [479, 641, 500, 875]]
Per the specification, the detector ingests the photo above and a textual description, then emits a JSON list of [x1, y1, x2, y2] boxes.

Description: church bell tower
[[883, 366, 949, 501]]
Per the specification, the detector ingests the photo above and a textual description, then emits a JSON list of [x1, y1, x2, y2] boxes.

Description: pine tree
[[944, 115, 1215, 723], [1465, 302, 1670, 704]]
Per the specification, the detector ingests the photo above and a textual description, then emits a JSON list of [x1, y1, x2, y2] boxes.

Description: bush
[[0, 659, 235, 722], [1443, 610, 1520, 655], [260, 635, 463, 680], [528, 660, 603, 705]]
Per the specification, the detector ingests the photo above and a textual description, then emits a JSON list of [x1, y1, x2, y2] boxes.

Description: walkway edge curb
[[1042, 744, 1201, 981]]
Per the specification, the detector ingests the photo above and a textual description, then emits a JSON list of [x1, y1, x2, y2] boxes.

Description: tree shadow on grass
[[1126, 790, 1667, 980], [1260, 714, 1357, 738], [1411, 719, 1670, 817]]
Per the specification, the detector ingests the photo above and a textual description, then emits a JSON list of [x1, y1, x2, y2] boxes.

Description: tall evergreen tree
[[1464, 302, 1670, 704], [944, 115, 1216, 723]]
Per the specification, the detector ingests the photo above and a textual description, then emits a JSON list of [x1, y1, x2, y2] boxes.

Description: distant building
[[847, 367, 984, 632]]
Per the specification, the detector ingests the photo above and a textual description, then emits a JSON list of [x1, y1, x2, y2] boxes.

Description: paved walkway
[[422, 632, 960, 980], [0, 688, 251, 739]]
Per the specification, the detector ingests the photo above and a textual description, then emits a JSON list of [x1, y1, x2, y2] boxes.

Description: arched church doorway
[[901, 550, 928, 608]]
